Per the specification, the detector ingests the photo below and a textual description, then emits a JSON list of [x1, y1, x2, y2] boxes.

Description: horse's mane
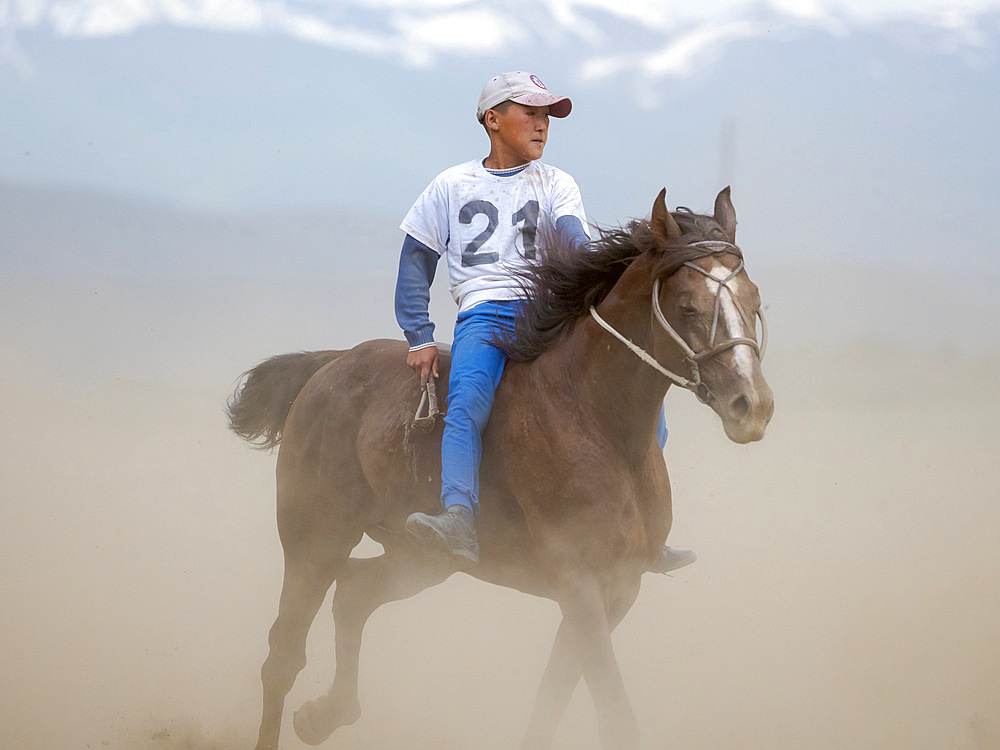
[[500, 209, 732, 362]]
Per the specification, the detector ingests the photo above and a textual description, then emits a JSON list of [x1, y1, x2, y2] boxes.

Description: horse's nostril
[[729, 394, 752, 422]]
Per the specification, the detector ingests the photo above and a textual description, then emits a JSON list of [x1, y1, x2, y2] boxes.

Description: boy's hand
[[406, 346, 439, 389]]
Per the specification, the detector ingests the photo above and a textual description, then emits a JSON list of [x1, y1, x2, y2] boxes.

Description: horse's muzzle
[[720, 382, 774, 444]]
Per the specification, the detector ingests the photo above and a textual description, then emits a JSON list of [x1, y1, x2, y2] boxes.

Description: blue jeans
[[440, 299, 669, 511], [440, 300, 520, 511]]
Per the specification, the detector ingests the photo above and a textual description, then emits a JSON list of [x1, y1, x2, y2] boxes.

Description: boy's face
[[486, 102, 551, 166]]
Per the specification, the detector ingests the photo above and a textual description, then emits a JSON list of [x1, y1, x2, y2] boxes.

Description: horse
[[227, 186, 774, 750]]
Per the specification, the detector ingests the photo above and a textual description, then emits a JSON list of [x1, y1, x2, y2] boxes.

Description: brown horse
[[228, 187, 773, 750]]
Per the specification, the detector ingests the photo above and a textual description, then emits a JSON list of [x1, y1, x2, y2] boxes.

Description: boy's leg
[[656, 401, 668, 449], [406, 301, 518, 562], [439, 304, 511, 511]]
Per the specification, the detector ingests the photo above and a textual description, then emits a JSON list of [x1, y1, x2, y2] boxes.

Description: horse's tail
[[227, 350, 346, 450]]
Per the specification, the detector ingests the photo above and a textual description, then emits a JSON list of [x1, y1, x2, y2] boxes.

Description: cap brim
[[510, 93, 573, 118]]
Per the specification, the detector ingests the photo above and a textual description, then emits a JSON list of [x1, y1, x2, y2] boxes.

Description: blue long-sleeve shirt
[[394, 234, 440, 350]]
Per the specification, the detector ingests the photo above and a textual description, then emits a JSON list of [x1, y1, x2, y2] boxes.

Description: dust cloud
[[1, 285, 998, 750]]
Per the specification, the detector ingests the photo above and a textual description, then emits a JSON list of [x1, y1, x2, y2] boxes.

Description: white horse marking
[[705, 261, 754, 378]]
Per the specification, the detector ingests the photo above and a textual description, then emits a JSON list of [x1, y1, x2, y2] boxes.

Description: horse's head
[[648, 187, 774, 443]]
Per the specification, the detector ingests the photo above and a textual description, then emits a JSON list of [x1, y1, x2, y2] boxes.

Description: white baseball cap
[[476, 71, 572, 122]]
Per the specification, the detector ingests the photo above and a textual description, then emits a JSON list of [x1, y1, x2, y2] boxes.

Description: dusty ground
[[1, 288, 998, 749]]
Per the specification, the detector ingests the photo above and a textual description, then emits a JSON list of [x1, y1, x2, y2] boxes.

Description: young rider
[[395, 71, 694, 574]]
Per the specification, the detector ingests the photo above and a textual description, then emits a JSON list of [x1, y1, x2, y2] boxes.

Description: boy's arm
[[548, 169, 590, 249], [395, 234, 441, 385], [555, 214, 590, 249]]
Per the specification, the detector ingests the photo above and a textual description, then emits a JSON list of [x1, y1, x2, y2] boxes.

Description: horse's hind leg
[[255, 541, 353, 750], [292, 549, 453, 745]]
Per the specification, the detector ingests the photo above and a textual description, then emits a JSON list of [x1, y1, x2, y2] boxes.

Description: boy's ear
[[482, 110, 500, 132]]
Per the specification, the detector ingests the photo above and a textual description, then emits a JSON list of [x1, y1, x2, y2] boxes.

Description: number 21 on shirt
[[460, 199, 539, 266]]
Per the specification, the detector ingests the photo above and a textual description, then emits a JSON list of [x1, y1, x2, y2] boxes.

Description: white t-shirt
[[400, 159, 588, 312]]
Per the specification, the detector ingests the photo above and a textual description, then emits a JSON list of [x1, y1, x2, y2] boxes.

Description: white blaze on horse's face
[[704, 260, 755, 379], [684, 254, 771, 444]]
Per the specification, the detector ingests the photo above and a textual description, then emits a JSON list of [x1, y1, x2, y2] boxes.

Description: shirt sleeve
[[400, 175, 450, 256], [394, 234, 440, 349], [549, 171, 589, 236], [555, 214, 590, 249]]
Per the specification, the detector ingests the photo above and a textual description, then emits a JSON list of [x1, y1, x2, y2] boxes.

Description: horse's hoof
[[293, 693, 362, 746]]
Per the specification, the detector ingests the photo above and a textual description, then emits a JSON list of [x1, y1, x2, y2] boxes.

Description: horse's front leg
[[522, 576, 641, 750], [521, 618, 578, 750], [572, 578, 642, 750], [527, 574, 641, 750]]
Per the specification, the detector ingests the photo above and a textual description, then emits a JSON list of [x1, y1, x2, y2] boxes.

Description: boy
[[395, 71, 694, 573]]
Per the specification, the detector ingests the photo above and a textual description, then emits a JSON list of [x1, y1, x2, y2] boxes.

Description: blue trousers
[[440, 300, 669, 511], [440, 300, 520, 511]]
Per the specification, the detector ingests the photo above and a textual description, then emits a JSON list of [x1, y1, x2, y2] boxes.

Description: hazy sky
[[6, 0, 998, 74], [2, 0, 1000, 279]]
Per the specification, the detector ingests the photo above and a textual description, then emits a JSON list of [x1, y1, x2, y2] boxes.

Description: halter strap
[[589, 306, 700, 391], [589, 240, 767, 404]]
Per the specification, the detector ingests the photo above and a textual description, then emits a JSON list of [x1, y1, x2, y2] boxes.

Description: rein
[[590, 240, 768, 404]]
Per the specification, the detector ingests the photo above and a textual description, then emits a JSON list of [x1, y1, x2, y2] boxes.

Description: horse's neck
[[567, 286, 670, 448]]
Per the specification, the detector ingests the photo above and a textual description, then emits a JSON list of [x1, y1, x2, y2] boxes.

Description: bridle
[[589, 240, 768, 404]]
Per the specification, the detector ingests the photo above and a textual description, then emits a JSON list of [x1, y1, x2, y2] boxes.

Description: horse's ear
[[714, 186, 737, 242], [651, 188, 683, 247]]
